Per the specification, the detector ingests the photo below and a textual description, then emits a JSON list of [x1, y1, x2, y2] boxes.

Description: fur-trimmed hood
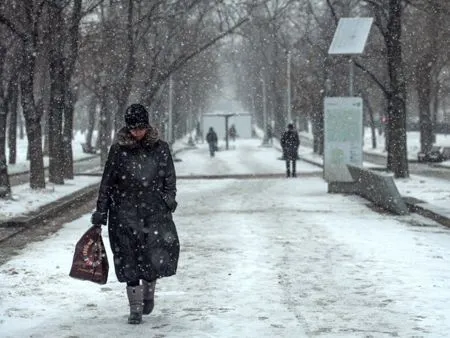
[[115, 126, 160, 149]]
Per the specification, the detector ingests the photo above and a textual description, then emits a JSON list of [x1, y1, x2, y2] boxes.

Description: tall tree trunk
[[63, 87, 75, 179], [8, 80, 18, 165], [86, 95, 97, 150], [48, 5, 65, 184], [0, 112, 11, 198], [417, 59, 434, 153], [0, 46, 10, 197], [63, 0, 83, 179], [19, 109, 24, 140], [21, 42, 45, 189], [312, 104, 324, 155], [416, 4, 438, 153], [0, 90, 10, 198], [385, 0, 408, 178], [431, 76, 439, 142], [99, 86, 109, 166], [41, 100, 49, 156], [363, 93, 377, 149]]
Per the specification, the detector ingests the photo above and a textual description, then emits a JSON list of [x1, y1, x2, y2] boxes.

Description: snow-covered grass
[[0, 176, 101, 221], [362, 129, 450, 164], [6, 131, 98, 175], [299, 124, 450, 166]]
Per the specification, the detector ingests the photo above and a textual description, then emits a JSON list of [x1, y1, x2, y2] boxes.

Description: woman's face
[[130, 128, 148, 140]]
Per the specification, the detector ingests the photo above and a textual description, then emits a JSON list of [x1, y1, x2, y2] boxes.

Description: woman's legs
[[142, 279, 157, 315], [126, 280, 144, 324]]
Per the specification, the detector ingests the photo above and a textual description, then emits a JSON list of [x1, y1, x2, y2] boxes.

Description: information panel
[[324, 97, 363, 182]]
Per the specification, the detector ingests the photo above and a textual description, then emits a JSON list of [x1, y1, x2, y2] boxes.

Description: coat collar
[[115, 126, 160, 149]]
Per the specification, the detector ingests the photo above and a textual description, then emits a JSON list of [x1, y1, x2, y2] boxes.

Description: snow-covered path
[[175, 139, 321, 176], [1, 139, 450, 337]]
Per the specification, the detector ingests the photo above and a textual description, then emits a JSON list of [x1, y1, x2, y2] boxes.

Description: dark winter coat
[[206, 130, 218, 144], [281, 129, 300, 160], [95, 127, 179, 283]]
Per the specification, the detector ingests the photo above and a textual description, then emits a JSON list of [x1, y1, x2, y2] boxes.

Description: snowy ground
[[1, 139, 450, 337], [0, 176, 101, 220], [6, 131, 97, 176]]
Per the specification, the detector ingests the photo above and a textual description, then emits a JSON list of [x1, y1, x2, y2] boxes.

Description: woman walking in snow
[[91, 103, 180, 324]]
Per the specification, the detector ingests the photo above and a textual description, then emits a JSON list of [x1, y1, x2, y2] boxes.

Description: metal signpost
[[325, 18, 372, 193], [328, 18, 373, 97]]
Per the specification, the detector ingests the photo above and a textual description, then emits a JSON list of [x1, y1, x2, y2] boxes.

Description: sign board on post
[[324, 97, 363, 182], [328, 18, 373, 55]]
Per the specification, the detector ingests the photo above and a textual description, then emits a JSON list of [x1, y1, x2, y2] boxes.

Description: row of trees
[[1, 0, 449, 198], [0, 0, 256, 197], [229, 0, 450, 178]]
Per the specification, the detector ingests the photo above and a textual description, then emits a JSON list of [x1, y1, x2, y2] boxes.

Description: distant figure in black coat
[[206, 127, 218, 157], [281, 123, 300, 177], [91, 103, 179, 324]]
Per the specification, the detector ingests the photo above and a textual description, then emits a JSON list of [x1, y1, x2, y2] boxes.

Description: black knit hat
[[125, 104, 150, 129]]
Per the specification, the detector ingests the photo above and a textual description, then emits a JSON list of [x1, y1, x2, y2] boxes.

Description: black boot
[[126, 286, 143, 324], [142, 280, 156, 315], [286, 160, 291, 177]]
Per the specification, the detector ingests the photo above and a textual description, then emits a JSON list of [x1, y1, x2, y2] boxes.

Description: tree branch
[[326, 0, 339, 26], [353, 59, 390, 96], [0, 15, 26, 40], [164, 17, 250, 80]]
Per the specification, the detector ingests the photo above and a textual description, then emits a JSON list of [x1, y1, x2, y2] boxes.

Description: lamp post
[[166, 74, 182, 161], [262, 77, 268, 145], [99, 71, 109, 167], [287, 51, 292, 123], [168, 74, 173, 145]]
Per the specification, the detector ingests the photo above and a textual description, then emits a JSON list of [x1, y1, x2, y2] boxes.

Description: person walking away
[[91, 103, 180, 324], [281, 123, 300, 177], [206, 127, 218, 157]]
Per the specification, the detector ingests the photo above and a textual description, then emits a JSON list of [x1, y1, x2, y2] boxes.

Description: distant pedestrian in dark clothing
[[206, 127, 218, 157], [91, 103, 179, 324], [281, 123, 300, 177], [229, 124, 237, 142]]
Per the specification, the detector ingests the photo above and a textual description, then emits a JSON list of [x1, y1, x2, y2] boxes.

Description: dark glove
[[91, 211, 107, 225], [169, 200, 178, 213], [163, 195, 178, 213]]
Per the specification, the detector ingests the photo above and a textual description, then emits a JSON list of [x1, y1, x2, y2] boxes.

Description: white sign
[[324, 97, 363, 182], [328, 18, 373, 55]]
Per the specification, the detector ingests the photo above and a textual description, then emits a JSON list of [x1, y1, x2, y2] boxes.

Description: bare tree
[[0, 1, 46, 188], [351, 0, 409, 178], [0, 42, 11, 198]]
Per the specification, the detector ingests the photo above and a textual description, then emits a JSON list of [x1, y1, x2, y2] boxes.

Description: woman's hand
[[91, 211, 107, 225]]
